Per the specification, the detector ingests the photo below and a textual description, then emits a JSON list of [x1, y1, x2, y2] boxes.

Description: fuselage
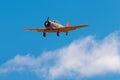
[[44, 20, 64, 29]]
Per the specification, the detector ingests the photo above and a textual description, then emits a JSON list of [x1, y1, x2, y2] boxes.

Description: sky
[[0, 0, 120, 80]]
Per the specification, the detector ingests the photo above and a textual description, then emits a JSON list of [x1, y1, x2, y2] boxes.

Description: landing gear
[[57, 32, 60, 36], [66, 32, 68, 36], [43, 32, 46, 37]]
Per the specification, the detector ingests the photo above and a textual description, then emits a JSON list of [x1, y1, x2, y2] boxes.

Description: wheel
[[66, 32, 68, 36], [57, 32, 60, 36], [43, 32, 46, 37]]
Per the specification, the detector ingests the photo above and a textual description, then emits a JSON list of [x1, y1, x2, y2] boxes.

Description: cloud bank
[[0, 31, 120, 79]]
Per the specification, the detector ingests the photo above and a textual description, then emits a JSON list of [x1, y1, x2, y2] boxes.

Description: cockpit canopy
[[52, 20, 59, 23]]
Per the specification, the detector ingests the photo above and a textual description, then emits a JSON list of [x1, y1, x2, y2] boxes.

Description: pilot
[[53, 20, 58, 23]]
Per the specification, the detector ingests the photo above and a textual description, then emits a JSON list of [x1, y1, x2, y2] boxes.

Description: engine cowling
[[44, 21, 51, 29]]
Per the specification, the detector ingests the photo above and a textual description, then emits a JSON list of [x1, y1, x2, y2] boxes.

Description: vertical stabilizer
[[66, 22, 70, 27]]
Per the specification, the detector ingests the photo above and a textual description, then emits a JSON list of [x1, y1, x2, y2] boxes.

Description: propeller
[[47, 17, 49, 21], [44, 17, 51, 28]]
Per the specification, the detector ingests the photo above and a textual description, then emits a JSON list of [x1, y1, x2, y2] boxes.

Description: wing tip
[[23, 28, 27, 30], [82, 24, 89, 28], [83, 24, 89, 27]]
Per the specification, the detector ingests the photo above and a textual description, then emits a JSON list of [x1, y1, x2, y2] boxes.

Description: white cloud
[[0, 31, 120, 79]]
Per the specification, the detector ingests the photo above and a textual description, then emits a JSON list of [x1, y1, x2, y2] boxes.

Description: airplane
[[23, 17, 88, 37]]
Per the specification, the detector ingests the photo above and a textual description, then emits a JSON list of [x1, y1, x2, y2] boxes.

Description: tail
[[66, 22, 70, 27]]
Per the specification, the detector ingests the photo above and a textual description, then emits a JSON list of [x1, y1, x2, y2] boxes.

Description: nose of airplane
[[44, 21, 51, 28]]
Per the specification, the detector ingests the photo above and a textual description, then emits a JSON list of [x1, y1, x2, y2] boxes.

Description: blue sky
[[0, 0, 120, 80]]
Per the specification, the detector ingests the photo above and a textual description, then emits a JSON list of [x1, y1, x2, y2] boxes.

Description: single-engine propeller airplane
[[23, 17, 88, 37]]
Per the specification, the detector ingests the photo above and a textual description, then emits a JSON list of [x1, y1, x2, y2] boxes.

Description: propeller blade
[[47, 17, 49, 21]]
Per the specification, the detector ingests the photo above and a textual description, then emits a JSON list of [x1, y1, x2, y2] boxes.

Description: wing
[[23, 24, 88, 32], [23, 28, 65, 32], [70, 24, 88, 28], [23, 28, 45, 32], [59, 24, 88, 32]]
